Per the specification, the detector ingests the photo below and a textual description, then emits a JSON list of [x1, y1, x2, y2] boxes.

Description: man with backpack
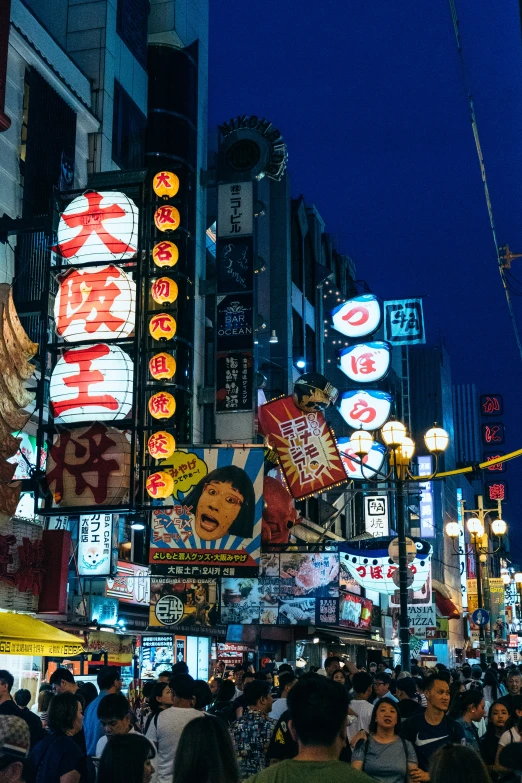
[[402, 673, 465, 781]]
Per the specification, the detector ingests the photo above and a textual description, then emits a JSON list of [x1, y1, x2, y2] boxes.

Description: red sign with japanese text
[[258, 396, 347, 499]]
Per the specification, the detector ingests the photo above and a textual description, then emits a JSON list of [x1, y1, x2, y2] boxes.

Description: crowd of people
[[1, 657, 522, 782]]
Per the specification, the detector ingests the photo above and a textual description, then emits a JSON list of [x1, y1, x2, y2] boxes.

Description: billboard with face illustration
[[149, 447, 263, 577]]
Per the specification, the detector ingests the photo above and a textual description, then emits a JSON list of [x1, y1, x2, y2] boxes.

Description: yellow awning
[[0, 613, 84, 657]]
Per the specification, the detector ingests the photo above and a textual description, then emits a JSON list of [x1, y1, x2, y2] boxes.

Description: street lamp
[[350, 417, 449, 671], [445, 497, 508, 664]]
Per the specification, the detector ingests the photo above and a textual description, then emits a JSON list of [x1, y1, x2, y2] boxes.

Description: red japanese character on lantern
[[153, 171, 180, 199], [338, 390, 392, 431], [149, 352, 176, 380], [149, 313, 177, 340], [151, 278, 178, 305], [54, 265, 136, 342], [152, 241, 179, 268], [148, 392, 176, 420], [148, 431, 176, 460], [154, 205, 180, 232], [146, 471, 175, 498], [55, 191, 138, 263]]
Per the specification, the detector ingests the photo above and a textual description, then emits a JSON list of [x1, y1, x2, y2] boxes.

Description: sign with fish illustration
[[339, 537, 432, 596]]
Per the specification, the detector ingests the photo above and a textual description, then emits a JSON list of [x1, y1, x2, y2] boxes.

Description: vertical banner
[[418, 456, 435, 538], [217, 182, 253, 238], [216, 237, 254, 294], [364, 495, 389, 536], [456, 488, 468, 610], [78, 513, 113, 576], [216, 352, 253, 412], [383, 299, 425, 345], [149, 447, 263, 576]]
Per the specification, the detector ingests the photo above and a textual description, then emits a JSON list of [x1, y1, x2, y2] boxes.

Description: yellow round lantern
[[149, 352, 176, 380], [151, 277, 178, 305], [153, 171, 180, 199], [146, 470, 175, 498], [148, 391, 176, 419], [149, 312, 176, 340], [148, 431, 176, 460], [154, 205, 180, 232], [152, 241, 179, 268]]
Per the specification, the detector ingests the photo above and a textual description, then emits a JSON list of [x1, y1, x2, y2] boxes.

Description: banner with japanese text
[[149, 577, 219, 629], [383, 299, 425, 345], [149, 447, 263, 577], [258, 396, 347, 499]]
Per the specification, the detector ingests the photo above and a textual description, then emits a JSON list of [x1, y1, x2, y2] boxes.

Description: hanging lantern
[[151, 277, 178, 305], [55, 265, 136, 343], [149, 352, 176, 380], [148, 392, 176, 419], [50, 343, 133, 424], [154, 205, 180, 232], [149, 313, 176, 341], [55, 191, 139, 264], [146, 471, 174, 499], [147, 431, 176, 460], [152, 171, 180, 199], [152, 241, 179, 268]]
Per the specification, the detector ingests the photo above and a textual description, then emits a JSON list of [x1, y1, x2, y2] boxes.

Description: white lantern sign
[[339, 538, 432, 595], [56, 191, 139, 264], [338, 390, 392, 431], [50, 343, 133, 424], [339, 341, 391, 383], [78, 513, 113, 576], [337, 438, 386, 480], [54, 264, 136, 343], [331, 294, 381, 338]]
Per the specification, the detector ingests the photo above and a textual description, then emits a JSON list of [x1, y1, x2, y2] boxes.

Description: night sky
[[208, 0, 522, 553]]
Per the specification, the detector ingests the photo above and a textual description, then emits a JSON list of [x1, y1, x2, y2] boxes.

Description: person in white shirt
[[269, 672, 297, 720], [347, 672, 375, 741], [146, 674, 203, 783], [95, 693, 138, 757]]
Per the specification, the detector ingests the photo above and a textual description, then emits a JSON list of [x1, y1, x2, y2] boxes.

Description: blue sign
[[472, 608, 490, 626]]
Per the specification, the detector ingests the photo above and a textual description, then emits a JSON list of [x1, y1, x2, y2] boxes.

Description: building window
[[112, 80, 146, 170], [116, 0, 149, 68]]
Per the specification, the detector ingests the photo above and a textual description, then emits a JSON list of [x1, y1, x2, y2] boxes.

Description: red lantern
[[152, 241, 179, 268], [147, 431, 176, 460], [146, 471, 174, 498], [148, 392, 176, 420]]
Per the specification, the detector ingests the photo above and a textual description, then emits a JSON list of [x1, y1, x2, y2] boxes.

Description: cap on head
[[0, 716, 30, 761]]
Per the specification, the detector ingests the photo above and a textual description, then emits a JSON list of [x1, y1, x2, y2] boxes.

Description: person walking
[[395, 678, 423, 720], [83, 667, 122, 756], [29, 692, 89, 783], [494, 694, 522, 773], [12, 690, 44, 747], [49, 669, 80, 696], [0, 715, 31, 783], [207, 679, 237, 725], [497, 671, 522, 719], [351, 698, 418, 783], [0, 671, 43, 748], [174, 713, 240, 783], [429, 744, 492, 783], [347, 672, 374, 743], [373, 674, 399, 704], [402, 673, 465, 781], [269, 672, 297, 721], [454, 691, 486, 750], [95, 693, 140, 758], [145, 674, 202, 783], [143, 682, 173, 734], [479, 701, 509, 779], [246, 675, 375, 783], [230, 679, 276, 780], [97, 733, 155, 783]]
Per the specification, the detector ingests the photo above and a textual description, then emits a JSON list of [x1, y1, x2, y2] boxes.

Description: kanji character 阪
[[56, 266, 128, 337], [51, 344, 119, 417], [155, 206, 179, 227]]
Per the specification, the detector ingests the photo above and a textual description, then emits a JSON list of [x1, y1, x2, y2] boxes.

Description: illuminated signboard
[[418, 456, 435, 538], [337, 438, 386, 481], [480, 394, 503, 416], [485, 481, 508, 502], [481, 423, 504, 445], [338, 341, 391, 383], [338, 389, 392, 431], [383, 299, 425, 345], [78, 513, 113, 576], [331, 294, 381, 338], [364, 495, 389, 537], [456, 488, 468, 610], [339, 537, 432, 596], [483, 453, 506, 473]]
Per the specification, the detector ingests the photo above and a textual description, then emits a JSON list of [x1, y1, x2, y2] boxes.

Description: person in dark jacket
[[207, 678, 237, 724], [396, 678, 423, 719], [30, 692, 90, 783]]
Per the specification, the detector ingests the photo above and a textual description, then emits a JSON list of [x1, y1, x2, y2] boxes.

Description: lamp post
[[445, 498, 507, 665], [350, 419, 449, 671]]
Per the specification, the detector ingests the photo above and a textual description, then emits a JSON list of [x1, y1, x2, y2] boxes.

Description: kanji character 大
[[153, 171, 180, 198]]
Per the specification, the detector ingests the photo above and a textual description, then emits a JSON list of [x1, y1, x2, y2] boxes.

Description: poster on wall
[[339, 592, 373, 630], [78, 514, 113, 576], [258, 396, 347, 499], [216, 237, 254, 294], [216, 294, 254, 352], [216, 352, 253, 412], [149, 577, 219, 629], [140, 635, 174, 678], [149, 448, 263, 577]]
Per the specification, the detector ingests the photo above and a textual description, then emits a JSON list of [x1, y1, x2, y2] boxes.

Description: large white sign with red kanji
[[339, 341, 391, 383], [50, 343, 133, 424], [331, 294, 381, 338], [56, 191, 138, 264], [338, 389, 392, 431]]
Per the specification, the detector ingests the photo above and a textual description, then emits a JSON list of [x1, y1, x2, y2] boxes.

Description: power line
[[448, 0, 522, 365]]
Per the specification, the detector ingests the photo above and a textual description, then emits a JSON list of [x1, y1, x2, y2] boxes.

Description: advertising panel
[[141, 635, 174, 677], [258, 396, 346, 499], [149, 448, 263, 576], [216, 352, 253, 411], [216, 294, 254, 352], [106, 561, 150, 606], [339, 592, 373, 630], [216, 237, 254, 294], [78, 513, 113, 576], [364, 495, 389, 537], [383, 299, 425, 345], [149, 577, 219, 629], [339, 537, 432, 596], [217, 182, 253, 238], [418, 456, 435, 538]]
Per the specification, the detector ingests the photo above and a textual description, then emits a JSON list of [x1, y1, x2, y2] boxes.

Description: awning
[[434, 590, 460, 620], [0, 613, 84, 657]]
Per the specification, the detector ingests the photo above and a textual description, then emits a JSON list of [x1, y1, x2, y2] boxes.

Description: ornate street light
[[381, 419, 406, 448], [425, 424, 449, 454], [445, 521, 460, 538], [491, 518, 507, 537], [349, 428, 373, 457]]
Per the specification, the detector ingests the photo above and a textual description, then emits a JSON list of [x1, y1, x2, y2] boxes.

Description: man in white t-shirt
[[95, 693, 138, 757], [146, 674, 203, 783], [269, 672, 297, 721], [347, 672, 374, 741]]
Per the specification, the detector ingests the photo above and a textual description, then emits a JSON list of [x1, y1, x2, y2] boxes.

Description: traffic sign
[[471, 608, 490, 626]]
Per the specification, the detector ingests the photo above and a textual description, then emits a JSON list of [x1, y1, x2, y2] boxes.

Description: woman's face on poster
[[194, 480, 244, 540]]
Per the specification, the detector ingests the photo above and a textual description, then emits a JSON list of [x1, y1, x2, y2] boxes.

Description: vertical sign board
[[364, 496, 389, 537], [78, 514, 113, 576], [456, 489, 468, 610], [383, 299, 426, 345], [418, 456, 435, 538], [480, 394, 507, 506]]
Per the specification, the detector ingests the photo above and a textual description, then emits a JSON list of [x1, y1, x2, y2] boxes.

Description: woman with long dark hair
[[351, 698, 418, 783], [480, 701, 510, 779], [98, 734, 155, 783], [174, 714, 239, 783], [30, 692, 88, 783], [184, 465, 256, 541], [495, 695, 522, 773]]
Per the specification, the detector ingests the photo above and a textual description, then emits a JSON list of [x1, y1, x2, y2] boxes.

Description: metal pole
[[475, 543, 486, 665], [397, 477, 410, 671]]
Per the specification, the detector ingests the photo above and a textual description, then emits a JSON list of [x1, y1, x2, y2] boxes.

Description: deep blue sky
[[208, 0, 522, 551]]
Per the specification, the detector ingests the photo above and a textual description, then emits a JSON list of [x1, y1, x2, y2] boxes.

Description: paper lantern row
[[152, 171, 180, 199], [146, 470, 174, 498], [153, 241, 179, 268], [147, 431, 176, 460], [50, 343, 133, 424], [55, 264, 136, 343]]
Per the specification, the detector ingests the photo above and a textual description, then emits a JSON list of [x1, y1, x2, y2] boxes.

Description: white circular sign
[[339, 341, 391, 383], [331, 294, 381, 338], [337, 439, 386, 480], [338, 390, 392, 431], [155, 594, 184, 626]]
